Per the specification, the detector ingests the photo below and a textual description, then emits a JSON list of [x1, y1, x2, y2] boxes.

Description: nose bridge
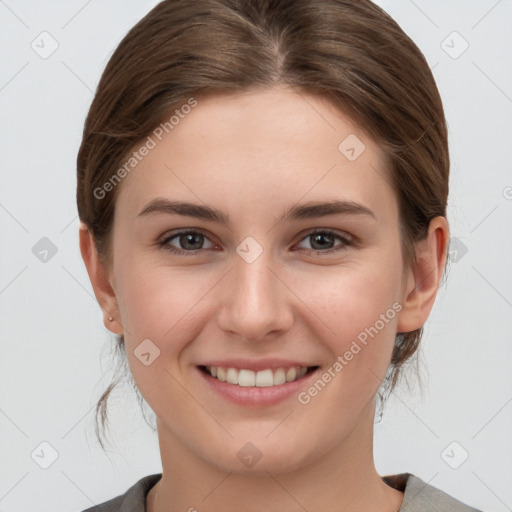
[[217, 244, 292, 340]]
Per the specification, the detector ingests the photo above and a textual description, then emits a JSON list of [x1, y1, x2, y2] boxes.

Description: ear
[[396, 216, 449, 333], [79, 222, 124, 335]]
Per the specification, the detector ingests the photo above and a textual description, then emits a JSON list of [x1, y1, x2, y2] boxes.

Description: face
[[102, 85, 415, 474]]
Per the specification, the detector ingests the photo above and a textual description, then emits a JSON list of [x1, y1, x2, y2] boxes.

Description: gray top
[[81, 472, 483, 512]]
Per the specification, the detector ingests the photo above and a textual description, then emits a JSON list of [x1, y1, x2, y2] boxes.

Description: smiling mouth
[[198, 365, 319, 387]]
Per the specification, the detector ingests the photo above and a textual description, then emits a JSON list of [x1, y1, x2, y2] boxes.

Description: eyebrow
[[137, 198, 376, 224]]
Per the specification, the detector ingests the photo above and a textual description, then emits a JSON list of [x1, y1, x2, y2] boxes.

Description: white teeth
[[204, 365, 311, 387], [273, 368, 286, 385], [226, 367, 239, 385], [238, 369, 255, 387], [286, 367, 297, 382], [255, 369, 273, 387], [216, 367, 226, 382]]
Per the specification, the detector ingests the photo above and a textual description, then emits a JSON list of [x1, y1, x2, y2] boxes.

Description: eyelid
[[293, 228, 354, 253], [159, 226, 214, 240], [159, 227, 355, 254], [159, 228, 217, 250], [295, 227, 354, 243]]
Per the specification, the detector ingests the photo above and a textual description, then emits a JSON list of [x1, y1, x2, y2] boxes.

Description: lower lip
[[196, 366, 320, 407]]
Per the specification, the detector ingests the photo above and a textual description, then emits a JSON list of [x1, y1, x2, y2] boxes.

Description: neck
[[147, 400, 403, 512]]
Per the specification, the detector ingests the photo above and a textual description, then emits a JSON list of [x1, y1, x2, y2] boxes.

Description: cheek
[[114, 260, 219, 410], [285, 257, 403, 389], [116, 247, 403, 353], [114, 235, 403, 396], [290, 257, 402, 338], [291, 271, 401, 427], [114, 253, 223, 351]]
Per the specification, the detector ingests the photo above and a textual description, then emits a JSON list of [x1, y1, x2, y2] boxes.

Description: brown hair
[[77, 0, 449, 449]]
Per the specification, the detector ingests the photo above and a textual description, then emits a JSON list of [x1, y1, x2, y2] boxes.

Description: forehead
[[114, 86, 396, 223]]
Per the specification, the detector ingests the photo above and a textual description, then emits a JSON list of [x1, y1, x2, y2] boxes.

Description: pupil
[[311, 233, 333, 250], [177, 233, 335, 251], [182, 233, 203, 250]]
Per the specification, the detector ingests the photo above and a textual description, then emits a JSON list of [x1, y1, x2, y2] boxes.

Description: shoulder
[[80, 473, 162, 512], [80, 471, 485, 512], [385, 473, 484, 512]]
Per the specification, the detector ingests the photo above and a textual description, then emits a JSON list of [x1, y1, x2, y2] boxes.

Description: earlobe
[[79, 223, 124, 335], [396, 216, 449, 333]]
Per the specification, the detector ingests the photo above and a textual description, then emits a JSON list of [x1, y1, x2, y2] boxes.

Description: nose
[[216, 248, 294, 342]]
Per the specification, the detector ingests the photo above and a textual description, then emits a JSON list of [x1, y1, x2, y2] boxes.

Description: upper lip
[[198, 359, 318, 372]]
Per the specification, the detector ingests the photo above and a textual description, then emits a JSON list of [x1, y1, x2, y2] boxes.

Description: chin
[[196, 433, 318, 476]]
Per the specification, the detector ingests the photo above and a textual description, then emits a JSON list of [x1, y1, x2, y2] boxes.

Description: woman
[[77, 0, 483, 510]]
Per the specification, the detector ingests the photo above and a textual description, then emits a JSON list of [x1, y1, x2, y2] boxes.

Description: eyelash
[[158, 228, 353, 257]]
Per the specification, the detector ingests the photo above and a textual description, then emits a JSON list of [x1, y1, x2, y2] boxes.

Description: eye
[[295, 229, 353, 255], [159, 230, 216, 255], [159, 228, 353, 256]]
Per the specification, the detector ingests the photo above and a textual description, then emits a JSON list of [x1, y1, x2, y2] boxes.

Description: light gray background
[[1, 1, 511, 511]]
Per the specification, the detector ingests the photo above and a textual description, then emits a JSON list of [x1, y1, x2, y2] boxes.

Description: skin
[[80, 85, 448, 512]]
